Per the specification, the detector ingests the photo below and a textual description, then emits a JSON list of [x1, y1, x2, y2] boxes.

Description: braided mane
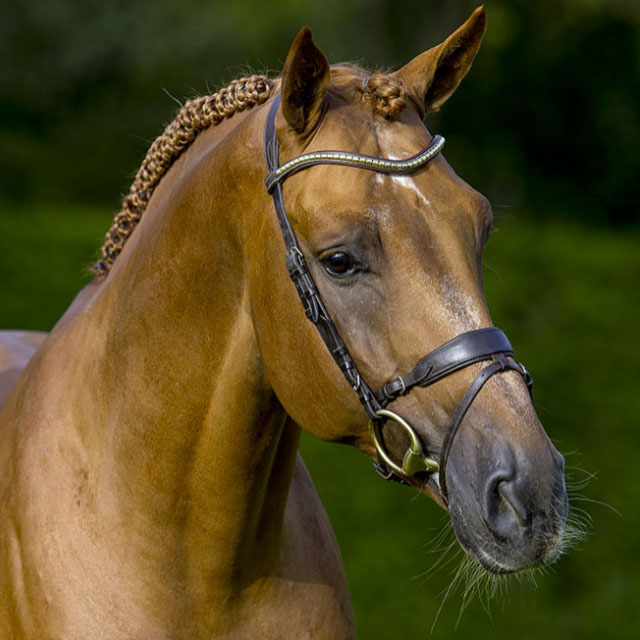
[[361, 73, 408, 120], [94, 75, 273, 276]]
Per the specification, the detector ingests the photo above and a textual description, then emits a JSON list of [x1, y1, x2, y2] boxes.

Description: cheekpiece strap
[[264, 94, 381, 421]]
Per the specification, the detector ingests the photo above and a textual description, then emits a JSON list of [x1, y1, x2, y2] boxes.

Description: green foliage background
[[1, 0, 639, 638]]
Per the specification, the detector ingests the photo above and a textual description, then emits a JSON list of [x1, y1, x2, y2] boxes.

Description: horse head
[[251, 7, 568, 574]]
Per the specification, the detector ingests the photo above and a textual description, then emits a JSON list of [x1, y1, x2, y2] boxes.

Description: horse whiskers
[[559, 517, 589, 555], [416, 523, 501, 631], [447, 554, 550, 630], [415, 536, 461, 583], [432, 552, 511, 631], [568, 494, 621, 516], [421, 479, 591, 631], [553, 461, 599, 553], [564, 463, 598, 491], [421, 516, 455, 554], [429, 547, 466, 632], [459, 557, 508, 621], [559, 502, 591, 551], [413, 524, 462, 597]]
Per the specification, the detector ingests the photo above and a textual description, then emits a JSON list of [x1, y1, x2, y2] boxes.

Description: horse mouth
[[445, 481, 569, 575], [411, 473, 564, 574], [457, 532, 564, 575]]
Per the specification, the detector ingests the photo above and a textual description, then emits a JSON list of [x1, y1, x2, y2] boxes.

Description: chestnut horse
[[0, 8, 568, 638]]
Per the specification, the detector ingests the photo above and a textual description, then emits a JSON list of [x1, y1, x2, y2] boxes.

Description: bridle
[[264, 94, 533, 503]]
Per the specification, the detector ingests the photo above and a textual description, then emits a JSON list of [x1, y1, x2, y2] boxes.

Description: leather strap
[[375, 327, 514, 405], [265, 95, 381, 420], [438, 354, 532, 502]]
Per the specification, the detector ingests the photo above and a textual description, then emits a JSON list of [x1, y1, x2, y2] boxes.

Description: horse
[[0, 7, 569, 638]]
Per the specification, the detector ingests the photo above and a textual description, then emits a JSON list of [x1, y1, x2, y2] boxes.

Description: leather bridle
[[264, 94, 533, 503]]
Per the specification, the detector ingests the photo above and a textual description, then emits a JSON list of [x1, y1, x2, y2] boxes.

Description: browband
[[266, 133, 445, 193]]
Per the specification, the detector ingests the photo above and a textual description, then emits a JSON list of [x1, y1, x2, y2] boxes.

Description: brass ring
[[368, 409, 439, 477]]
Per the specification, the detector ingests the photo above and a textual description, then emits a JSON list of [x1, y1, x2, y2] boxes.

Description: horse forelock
[[329, 63, 409, 120]]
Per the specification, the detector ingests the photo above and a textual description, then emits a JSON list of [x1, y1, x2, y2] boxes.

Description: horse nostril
[[484, 474, 530, 540], [497, 480, 529, 525]]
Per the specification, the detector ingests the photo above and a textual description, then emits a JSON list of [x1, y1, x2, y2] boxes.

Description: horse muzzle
[[445, 430, 568, 573]]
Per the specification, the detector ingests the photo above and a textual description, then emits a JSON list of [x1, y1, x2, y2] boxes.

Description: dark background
[[1, 1, 638, 638]]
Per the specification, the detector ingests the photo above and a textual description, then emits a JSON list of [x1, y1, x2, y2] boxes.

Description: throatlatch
[[263, 93, 532, 503]]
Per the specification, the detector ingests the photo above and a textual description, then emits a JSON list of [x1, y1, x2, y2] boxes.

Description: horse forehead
[[289, 158, 450, 233], [317, 101, 429, 154], [287, 110, 486, 231], [309, 112, 452, 208], [288, 165, 377, 233], [375, 116, 432, 157], [291, 117, 432, 211]]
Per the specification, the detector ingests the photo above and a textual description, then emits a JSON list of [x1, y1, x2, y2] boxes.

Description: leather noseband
[[264, 94, 532, 504]]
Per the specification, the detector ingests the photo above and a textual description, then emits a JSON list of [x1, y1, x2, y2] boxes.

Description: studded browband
[[263, 93, 533, 500], [265, 132, 444, 193]]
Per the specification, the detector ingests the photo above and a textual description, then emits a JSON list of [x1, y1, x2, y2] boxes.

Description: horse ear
[[280, 26, 330, 133], [395, 6, 486, 115]]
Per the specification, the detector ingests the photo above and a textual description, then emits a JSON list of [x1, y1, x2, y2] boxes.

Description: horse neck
[[44, 105, 298, 586]]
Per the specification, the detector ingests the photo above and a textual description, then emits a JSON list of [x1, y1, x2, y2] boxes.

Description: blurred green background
[[1, 0, 638, 638]]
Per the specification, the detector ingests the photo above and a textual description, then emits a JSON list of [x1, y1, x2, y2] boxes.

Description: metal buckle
[[518, 362, 533, 392], [285, 246, 303, 260], [368, 409, 439, 478], [285, 246, 305, 279], [373, 461, 408, 484]]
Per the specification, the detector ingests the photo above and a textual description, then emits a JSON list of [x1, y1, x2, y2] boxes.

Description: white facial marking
[[374, 172, 432, 208], [373, 130, 433, 208], [390, 175, 431, 208]]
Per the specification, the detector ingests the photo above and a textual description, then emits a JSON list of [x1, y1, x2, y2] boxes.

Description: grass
[[1, 203, 638, 638]]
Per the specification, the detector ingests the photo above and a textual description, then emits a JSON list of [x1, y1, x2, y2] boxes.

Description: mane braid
[[361, 73, 407, 119], [93, 75, 273, 276]]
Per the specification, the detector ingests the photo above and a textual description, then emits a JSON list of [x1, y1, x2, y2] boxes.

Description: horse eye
[[321, 251, 358, 278]]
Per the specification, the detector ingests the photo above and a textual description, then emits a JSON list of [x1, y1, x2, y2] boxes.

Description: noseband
[[264, 94, 532, 503]]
